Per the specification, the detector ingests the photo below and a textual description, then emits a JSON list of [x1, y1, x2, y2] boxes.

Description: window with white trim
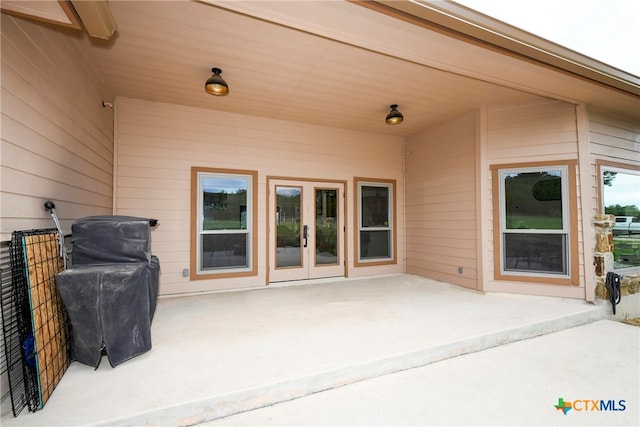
[[356, 179, 395, 264], [600, 163, 640, 271], [497, 165, 571, 278], [192, 168, 256, 278]]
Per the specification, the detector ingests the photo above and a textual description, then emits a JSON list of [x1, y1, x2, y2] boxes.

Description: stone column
[[592, 214, 615, 300]]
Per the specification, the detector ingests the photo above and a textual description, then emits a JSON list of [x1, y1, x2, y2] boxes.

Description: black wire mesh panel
[[0, 239, 29, 416], [1, 233, 37, 415], [1, 230, 70, 415]]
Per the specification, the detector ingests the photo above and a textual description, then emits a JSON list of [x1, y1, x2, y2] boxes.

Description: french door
[[268, 179, 345, 282]]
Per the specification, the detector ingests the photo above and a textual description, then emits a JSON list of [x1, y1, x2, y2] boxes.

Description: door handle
[[303, 225, 308, 248]]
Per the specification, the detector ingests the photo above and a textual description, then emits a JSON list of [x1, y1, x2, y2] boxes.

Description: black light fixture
[[385, 104, 403, 125], [205, 67, 229, 96]]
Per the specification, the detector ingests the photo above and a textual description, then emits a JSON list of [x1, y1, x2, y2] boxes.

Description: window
[[191, 167, 257, 279], [356, 178, 396, 265], [492, 162, 578, 285], [598, 162, 640, 271]]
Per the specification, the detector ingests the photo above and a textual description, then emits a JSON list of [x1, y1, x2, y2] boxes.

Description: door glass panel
[[315, 188, 338, 265], [276, 186, 302, 268]]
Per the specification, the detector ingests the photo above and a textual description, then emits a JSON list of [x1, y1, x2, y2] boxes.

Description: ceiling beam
[[0, 0, 81, 30], [70, 0, 117, 40]]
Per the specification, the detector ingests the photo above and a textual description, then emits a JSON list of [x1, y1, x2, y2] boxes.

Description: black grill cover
[[55, 263, 154, 368], [56, 215, 160, 368], [148, 255, 160, 321], [71, 216, 155, 265]]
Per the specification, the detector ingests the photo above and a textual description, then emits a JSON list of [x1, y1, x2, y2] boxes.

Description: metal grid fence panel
[[1, 229, 70, 416]]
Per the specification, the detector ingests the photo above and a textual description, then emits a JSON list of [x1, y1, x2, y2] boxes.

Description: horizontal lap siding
[[590, 112, 640, 161], [405, 112, 478, 289], [1, 15, 114, 239], [487, 102, 579, 162], [115, 98, 404, 295], [485, 101, 586, 298], [588, 111, 640, 217], [0, 15, 113, 400]]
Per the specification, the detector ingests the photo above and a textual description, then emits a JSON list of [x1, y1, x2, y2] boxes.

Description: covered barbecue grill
[[55, 215, 160, 368]]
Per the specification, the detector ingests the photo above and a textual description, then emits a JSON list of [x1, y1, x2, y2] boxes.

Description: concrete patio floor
[[206, 319, 639, 427], [0, 274, 621, 426]]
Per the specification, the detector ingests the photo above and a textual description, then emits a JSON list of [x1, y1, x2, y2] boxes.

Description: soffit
[[4, 1, 638, 138], [208, 0, 639, 123], [78, 1, 550, 137], [82, 1, 549, 136]]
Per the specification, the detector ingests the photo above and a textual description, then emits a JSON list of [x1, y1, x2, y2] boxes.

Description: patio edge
[[98, 303, 610, 427]]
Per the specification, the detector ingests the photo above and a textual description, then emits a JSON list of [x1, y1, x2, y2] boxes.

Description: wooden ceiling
[[81, 0, 551, 136], [5, 1, 638, 136]]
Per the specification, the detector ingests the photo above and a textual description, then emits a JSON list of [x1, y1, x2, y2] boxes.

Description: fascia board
[[374, 0, 640, 96]]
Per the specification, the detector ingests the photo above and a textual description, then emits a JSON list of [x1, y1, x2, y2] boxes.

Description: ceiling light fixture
[[205, 67, 229, 96], [385, 104, 403, 125]]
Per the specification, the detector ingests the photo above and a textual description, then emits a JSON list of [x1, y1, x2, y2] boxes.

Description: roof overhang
[[364, 0, 640, 97]]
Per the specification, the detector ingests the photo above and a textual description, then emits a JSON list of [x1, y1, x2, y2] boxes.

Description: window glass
[[504, 171, 563, 230], [360, 230, 391, 259], [202, 177, 247, 230], [358, 182, 394, 262], [201, 234, 248, 269], [499, 166, 569, 277], [601, 166, 640, 270], [503, 233, 566, 274], [361, 186, 389, 228], [194, 170, 254, 275]]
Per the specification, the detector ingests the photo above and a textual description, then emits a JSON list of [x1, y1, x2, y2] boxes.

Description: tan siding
[[115, 97, 405, 295], [589, 111, 640, 168], [405, 112, 478, 289], [1, 15, 114, 239], [487, 101, 578, 163], [0, 15, 113, 400], [588, 110, 640, 248], [484, 100, 586, 298]]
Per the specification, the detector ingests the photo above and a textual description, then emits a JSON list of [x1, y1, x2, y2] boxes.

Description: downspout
[[402, 136, 407, 273]]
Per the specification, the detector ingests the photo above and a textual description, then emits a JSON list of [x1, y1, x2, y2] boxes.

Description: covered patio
[[1, 275, 609, 426]]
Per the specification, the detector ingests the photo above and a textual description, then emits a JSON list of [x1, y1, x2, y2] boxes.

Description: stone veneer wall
[[592, 214, 640, 319]]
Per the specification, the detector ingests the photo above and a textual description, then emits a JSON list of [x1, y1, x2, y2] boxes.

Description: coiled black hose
[[605, 272, 622, 315]]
